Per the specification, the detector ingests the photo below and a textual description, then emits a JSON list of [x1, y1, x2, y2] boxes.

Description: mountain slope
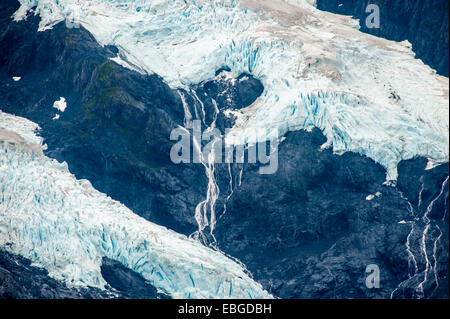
[[0, 0, 448, 299]]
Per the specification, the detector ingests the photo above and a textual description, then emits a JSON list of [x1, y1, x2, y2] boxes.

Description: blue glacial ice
[[0, 110, 272, 299], [13, 0, 449, 182]]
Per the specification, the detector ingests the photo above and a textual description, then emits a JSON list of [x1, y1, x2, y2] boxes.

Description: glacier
[[0, 110, 272, 299], [12, 0, 449, 182]]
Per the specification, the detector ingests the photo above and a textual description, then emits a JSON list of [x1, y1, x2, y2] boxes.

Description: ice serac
[[0, 110, 272, 299], [14, 0, 449, 182]]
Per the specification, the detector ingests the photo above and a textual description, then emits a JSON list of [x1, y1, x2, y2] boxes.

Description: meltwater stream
[[390, 176, 449, 298], [178, 89, 223, 246]]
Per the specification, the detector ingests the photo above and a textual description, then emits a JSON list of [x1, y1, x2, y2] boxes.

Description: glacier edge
[[12, 0, 449, 182]]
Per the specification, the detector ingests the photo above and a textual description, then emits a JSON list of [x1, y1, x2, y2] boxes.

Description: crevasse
[[13, 0, 449, 181], [0, 110, 272, 299]]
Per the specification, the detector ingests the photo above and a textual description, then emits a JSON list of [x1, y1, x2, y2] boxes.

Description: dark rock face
[[394, 158, 449, 298], [100, 258, 170, 299], [0, 0, 448, 299], [213, 131, 449, 298], [317, 0, 449, 77], [0, 249, 109, 299], [202, 72, 264, 112], [0, 250, 167, 299]]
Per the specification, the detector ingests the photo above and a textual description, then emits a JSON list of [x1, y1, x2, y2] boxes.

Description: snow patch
[[53, 97, 67, 112], [366, 192, 382, 201]]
